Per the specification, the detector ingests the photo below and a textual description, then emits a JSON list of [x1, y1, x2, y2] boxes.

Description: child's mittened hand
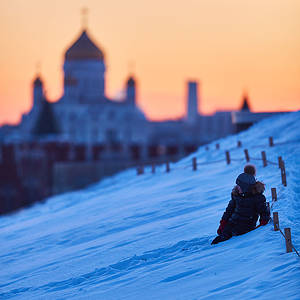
[[259, 219, 268, 226]]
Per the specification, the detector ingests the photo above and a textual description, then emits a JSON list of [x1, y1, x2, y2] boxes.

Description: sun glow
[[0, 0, 299, 125]]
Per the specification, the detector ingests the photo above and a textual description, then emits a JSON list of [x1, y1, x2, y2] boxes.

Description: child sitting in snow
[[211, 164, 270, 245]]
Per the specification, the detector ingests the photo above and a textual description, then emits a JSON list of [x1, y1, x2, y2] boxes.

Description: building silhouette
[[0, 23, 286, 215], [2, 25, 236, 147]]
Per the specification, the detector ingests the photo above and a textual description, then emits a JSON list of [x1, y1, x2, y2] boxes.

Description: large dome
[[65, 30, 104, 61]]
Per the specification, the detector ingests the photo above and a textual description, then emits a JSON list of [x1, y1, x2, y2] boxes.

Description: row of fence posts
[[137, 137, 287, 187], [213, 136, 274, 152], [226, 150, 286, 186], [271, 187, 298, 255], [223, 137, 287, 187], [136, 138, 298, 256]]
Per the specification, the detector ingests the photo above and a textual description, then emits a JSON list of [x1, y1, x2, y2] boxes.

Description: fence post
[[137, 165, 144, 175], [284, 228, 293, 253], [269, 136, 274, 147], [152, 163, 156, 174], [192, 157, 197, 171], [166, 161, 170, 173], [216, 143, 220, 150], [273, 212, 279, 231], [261, 151, 267, 167], [237, 141, 242, 148], [278, 156, 283, 169], [281, 161, 287, 186], [225, 151, 231, 165], [271, 188, 277, 202], [244, 149, 250, 162]]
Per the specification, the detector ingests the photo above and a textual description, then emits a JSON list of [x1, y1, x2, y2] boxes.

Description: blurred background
[[1, 0, 299, 124], [0, 0, 299, 215]]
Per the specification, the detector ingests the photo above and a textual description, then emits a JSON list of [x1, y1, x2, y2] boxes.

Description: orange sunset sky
[[0, 0, 299, 125]]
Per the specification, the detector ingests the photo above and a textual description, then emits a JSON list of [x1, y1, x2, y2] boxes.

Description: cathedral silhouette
[[0, 21, 283, 215]]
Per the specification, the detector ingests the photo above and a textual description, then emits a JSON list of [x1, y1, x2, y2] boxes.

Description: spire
[[126, 75, 136, 105], [32, 72, 44, 108], [240, 92, 251, 112], [33, 62, 43, 87], [36, 61, 41, 75], [128, 60, 135, 75], [81, 7, 88, 30]]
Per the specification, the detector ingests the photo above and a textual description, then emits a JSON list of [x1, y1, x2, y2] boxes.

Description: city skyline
[[0, 0, 299, 125]]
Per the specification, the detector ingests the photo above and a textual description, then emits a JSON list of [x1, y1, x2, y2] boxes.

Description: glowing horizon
[[0, 0, 299, 125]]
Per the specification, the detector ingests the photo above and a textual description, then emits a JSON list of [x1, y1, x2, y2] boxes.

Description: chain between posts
[[269, 196, 299, 258], [224, 138, 300, 153], [266, 160, 278, 166], [137, 137, 289, 193], [135, 139, 300, 258], [139, 152, 285, 175], [278, 227, 300, 257]]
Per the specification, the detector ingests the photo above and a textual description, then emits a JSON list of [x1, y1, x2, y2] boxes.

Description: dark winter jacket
[[221, 192, 270, 230], [211, 180, 270, 244]]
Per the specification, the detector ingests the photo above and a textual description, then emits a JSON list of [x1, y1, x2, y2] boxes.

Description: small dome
[[33, 76, 43, 87], [65, 30, 104, 61], [127, 76, 135, 86]]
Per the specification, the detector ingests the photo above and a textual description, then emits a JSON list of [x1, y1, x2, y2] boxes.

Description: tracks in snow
[[0, 236, 212, 298]]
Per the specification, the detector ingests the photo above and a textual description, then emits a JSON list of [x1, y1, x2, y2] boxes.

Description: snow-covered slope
[[1, 112, 300, 300]]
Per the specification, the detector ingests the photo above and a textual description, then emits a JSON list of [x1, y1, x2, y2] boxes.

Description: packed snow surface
[[1, 112, 300, 299]]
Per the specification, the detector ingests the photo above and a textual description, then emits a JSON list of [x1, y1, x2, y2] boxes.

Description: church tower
[[63, 11, 106, 102], [126, 75, 136, 106], [186, 81, 199, 124], [63, 30, 106, 101]]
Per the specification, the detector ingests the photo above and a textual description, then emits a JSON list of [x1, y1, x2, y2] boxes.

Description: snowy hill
[[1, 112, 300, 299]]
